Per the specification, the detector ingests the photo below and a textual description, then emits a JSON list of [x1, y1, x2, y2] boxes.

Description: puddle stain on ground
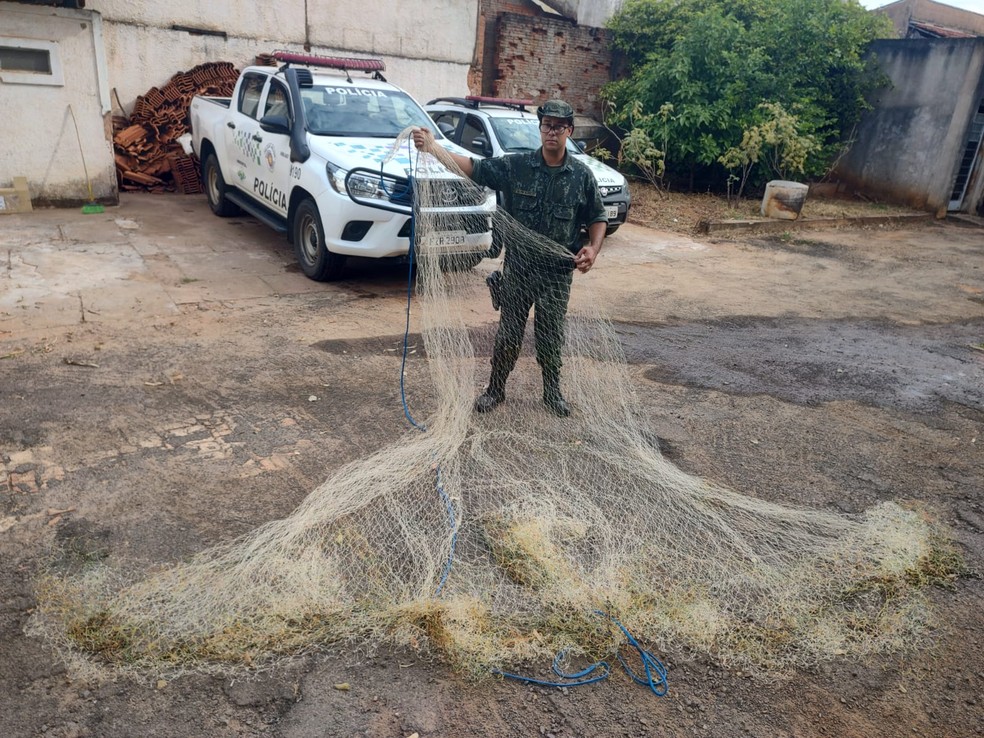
[[618, 316, 984, 413], [314, 318, 984, 414]]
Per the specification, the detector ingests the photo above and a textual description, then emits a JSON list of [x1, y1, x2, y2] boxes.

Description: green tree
[[604, 0, 892, 189], [614, 100, 671, 193], [719, 102, 819, 203]]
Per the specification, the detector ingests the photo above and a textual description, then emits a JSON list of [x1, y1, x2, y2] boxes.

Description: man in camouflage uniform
[[413, 100, 607, 417]]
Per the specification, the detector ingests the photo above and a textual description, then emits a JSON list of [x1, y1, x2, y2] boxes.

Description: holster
[[486, 270, 504, 311]]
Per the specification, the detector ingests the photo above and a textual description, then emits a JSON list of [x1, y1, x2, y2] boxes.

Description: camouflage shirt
[[471, 149, 607, 254]]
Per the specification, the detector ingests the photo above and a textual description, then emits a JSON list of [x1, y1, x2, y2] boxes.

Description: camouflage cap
[[537, 100, 575, 122]]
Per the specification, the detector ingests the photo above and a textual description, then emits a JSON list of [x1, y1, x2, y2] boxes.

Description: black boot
[[542, 372, 571, 417], [474, 364, 509, 413], [474, 386, 505, 413]]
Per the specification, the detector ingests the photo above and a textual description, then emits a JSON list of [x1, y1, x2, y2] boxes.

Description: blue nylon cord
[[604, 611, 670, 697], [433, 465, 458, 596], [493, 649, 611, 688], [387, 141, 667, 698], [391, 139, 458, 596], [385, 141, 668, 698], [399, 186, 426, 432], [493, 612, 669, 696], [390, 143, 667, 697]]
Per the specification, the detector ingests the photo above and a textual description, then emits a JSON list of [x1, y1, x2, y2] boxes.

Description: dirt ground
[[623, 185, 924, 234], [1, 194, 982, 738]]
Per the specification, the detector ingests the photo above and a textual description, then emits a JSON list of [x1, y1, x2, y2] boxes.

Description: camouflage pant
[[491, 263, 573, 379]]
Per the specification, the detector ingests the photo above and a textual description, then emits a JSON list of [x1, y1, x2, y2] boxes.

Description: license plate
[[424, 231, 469, 252], [605, 205, 619, 220]]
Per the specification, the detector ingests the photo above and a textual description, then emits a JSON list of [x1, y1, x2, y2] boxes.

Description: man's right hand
[[411, 127, 475, 178], [411, 127, 435, 153]]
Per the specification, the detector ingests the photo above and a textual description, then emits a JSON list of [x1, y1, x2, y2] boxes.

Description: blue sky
[[859, 0, 984, 12]]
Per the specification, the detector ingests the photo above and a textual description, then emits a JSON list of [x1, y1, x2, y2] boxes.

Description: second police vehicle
[[425, 96, 630, 235]]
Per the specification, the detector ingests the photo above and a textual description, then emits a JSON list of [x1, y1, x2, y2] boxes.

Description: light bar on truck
[[273, 51, 386, 72], [464, 95, 533, 110], [465, 95, 533, 106]]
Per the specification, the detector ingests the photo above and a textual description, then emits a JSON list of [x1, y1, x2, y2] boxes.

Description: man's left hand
[[574, 245, 600, 273]]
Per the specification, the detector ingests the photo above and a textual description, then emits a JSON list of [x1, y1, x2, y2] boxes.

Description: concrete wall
[[539, 0, 624, 27], [0, 2, 115, 206], [2, 0, 481, 205], [877, 0, 984, 37], [92, 0, 479, 109], [835, 38, 984, 214]]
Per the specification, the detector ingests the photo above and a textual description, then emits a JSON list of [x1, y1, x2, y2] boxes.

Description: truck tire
[[203, 153, 241, 217], [293, 198, 346, 281]]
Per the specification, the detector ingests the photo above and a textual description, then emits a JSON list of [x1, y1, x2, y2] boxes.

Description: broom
[[67, 104, 105, 214]]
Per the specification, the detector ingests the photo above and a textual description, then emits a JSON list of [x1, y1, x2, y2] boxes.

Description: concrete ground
[[1, 193, 983, 738]]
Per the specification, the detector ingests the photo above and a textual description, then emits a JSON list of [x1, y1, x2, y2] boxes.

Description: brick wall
[[474, 1, 543, 95], [491, 12, 613, 120]]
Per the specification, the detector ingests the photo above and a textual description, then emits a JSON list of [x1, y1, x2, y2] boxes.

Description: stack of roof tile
[[113, 61, 239, 194]]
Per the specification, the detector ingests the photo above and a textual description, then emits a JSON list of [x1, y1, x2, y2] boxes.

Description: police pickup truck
[[189, 52, 495, 281]]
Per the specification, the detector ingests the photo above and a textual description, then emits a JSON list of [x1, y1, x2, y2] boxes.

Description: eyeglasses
[[539, 123, 571, 134]]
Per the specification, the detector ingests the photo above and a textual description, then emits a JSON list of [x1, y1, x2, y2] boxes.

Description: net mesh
[[33, 130, 948, 676]]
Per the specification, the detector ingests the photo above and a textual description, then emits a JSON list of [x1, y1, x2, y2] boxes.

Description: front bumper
[[603, 196, 630, 227], [316, 177, 495, 260], [600, 184, 631, 228]]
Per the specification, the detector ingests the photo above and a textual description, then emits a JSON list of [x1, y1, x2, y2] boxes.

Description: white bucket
[[761, 180, 809, 220]]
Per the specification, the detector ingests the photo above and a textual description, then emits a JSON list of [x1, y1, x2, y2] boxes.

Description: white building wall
[[538, 0, 624, 27], [3, 0, 479, 205], [0, 2, 115, 205], [92, 0, 478, 109], [576, 0, 624, 28]]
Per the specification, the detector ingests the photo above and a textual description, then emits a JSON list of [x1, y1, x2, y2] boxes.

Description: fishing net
[[33, 130, 951, 677]]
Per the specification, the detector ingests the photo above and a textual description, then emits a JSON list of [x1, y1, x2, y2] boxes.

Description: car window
[[238, 73, 267, 119], [461, 115, 489, 155], [430, 111, 461, 139], [263, 81, 290, 121], [300, 85, 436, 137], [488, 116, 541, 152]]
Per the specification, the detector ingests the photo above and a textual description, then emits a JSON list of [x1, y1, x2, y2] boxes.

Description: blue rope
[[399, 184, 426, 432], [391, 143, 666, 698], [433, 465, 458, 596], [492, 612, 669, 697], [493, 649, 611, 688], [393, 139, 458, 598], [602, 611, 670, 697]]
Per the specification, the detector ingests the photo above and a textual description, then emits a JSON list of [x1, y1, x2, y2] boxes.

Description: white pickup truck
[[189, 52, 496, 281]]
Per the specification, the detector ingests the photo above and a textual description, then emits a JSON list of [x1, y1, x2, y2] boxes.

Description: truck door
[[461, 114, 493, 158], [248, 79, 292, 216], [225, 72, 268, 192]]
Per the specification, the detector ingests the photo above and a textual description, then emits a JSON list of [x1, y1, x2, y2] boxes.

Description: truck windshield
[[489, 115, 582, 154], [300, 85, 437, 137]]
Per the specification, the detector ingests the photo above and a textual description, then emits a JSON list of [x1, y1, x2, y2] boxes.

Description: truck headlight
[[327, 162, 411, 207], [326, 162, 348, 194]]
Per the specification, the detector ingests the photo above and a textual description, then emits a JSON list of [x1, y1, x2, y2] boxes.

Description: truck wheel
[[203, 153, 241, 217], [293, 198, 345, 281]]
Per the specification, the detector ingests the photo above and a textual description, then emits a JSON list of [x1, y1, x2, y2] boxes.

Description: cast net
[[34, 130, 950, 677]]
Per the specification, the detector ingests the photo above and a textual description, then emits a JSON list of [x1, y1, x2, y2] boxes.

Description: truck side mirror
[[470, 136, 492, 157], [259, 114, 291, 135]]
